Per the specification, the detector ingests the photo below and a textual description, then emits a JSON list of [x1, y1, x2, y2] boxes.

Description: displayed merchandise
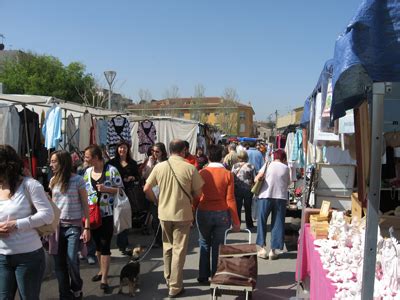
[[137, 120, 156, 154], [42, 104, 62, 150], [107, 115, 131, 157], [311, 212, 400, 299], [78, 111, 92, 151]]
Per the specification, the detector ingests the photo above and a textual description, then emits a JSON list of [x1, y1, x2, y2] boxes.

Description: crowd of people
[[0, 138, 290, 299]]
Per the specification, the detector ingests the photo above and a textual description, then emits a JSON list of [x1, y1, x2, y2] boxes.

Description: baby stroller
[[210, 229, 258, 300]]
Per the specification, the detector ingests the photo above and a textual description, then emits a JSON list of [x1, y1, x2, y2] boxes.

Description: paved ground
[[40, 216, 301, 300]]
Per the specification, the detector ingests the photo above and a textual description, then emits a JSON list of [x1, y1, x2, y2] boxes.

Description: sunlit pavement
[[40, 216, 300, 300]]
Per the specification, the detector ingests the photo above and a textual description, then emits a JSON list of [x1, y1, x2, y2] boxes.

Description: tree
[[216, 88, 240, 135], [190, 84, 208, 123], [138, 88, 152, 102], [0, 51, 95, 103], [163, 85, 180, 117]]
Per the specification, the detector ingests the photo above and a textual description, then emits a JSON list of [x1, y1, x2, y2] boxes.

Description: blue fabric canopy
[[331, 0, 400, 121]]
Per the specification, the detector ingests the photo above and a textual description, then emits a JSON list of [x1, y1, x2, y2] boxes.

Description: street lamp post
[[104, 71, 116, 110]]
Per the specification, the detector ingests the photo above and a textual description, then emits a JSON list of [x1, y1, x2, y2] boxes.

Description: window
[[239, 111, 246, 120], [177, 112, 184, 118], [240, 123, 246, 132]]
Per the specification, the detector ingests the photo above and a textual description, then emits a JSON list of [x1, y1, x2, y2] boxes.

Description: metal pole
[[361, 82, 386, 300], [108, 84, 112, 110]]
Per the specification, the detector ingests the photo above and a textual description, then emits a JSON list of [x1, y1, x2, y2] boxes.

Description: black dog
[[118, 247, 144, 296]]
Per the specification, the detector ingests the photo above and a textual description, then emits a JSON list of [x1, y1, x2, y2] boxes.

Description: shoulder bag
[[113, 188, 132, 234], [167, 160, 192, 202], [251, 162, 270, 196], [25, 182, 61, 237], [87, 199, 102, 229]]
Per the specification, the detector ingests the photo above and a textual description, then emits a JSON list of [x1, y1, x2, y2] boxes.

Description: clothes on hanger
[[137, 120, 156, 154], [42, 104, 62, 150], [107, 115, 131, 157], [78, 112, 92, 151], [0, 105, 20, 151], [19, 107, 41, 158], [96, 119, 108, 146], [66, 113, 79, 152]]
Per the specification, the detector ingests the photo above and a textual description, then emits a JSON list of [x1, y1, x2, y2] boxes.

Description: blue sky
[[1, 0, 361, 120]]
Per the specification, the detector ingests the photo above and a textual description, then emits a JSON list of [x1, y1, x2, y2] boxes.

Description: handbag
[[25, 183, 61, 237], [113, 188, 132, 234], [87, 200, 102, 229], [251, 162, 270, 197]]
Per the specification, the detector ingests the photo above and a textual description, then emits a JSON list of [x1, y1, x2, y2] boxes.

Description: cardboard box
[[304, 208, 321, 223], [351, 193, 362, 219]]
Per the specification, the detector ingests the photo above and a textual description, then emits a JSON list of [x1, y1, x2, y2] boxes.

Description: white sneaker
[[268, 249, 278, 260], [257, 247, 268, 259], [87, 256, 96, 265]]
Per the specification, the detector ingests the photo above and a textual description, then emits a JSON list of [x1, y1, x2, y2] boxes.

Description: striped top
[[0, 177, 54, 255], [52, 174, 86, 221]]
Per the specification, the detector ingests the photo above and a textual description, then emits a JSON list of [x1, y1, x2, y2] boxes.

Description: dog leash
[[136, 223, 161, 263]]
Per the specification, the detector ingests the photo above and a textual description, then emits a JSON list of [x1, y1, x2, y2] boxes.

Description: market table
[[296, 224, 337, 300]]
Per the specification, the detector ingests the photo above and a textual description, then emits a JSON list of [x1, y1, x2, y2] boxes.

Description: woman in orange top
[[193, 145, 240, 284]]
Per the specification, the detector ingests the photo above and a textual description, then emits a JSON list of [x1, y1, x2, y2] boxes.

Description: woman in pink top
[[193, 145, 240, 284]]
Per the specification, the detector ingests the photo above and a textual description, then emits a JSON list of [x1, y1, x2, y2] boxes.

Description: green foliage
[[0, 52, 95, 103]]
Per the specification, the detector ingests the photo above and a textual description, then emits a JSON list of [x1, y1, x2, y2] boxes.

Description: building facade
[[276, 107, 304, 131], [127, 97, 255, 137]]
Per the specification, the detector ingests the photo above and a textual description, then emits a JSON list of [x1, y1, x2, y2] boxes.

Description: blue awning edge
[[301, 59, 334, 127], [331, 0, 400, 122]]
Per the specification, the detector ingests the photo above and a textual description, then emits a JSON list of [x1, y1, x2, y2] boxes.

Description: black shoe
[[73, 291, 83, 300], [100, 283, 112, 294], [168, 288, 185, 298], [197, 277, 210, 285], [91, 274, 102, 282]]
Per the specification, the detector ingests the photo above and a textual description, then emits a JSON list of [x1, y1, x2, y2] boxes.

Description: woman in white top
[[0, 145, 54, 300], [254, 149, 290, 260]]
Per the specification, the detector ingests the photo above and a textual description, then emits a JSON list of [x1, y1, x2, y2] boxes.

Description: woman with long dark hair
[[0, 145, 54, 300], [83, 144, 123, 294], [49, 150, 90, 300], [109, 140, 140, 254]]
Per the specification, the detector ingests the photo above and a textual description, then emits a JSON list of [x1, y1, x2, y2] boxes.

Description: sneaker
[[257, 247, 268, 259], [269, 249, 279, 260], [87, 256, 96, 265], [73, 291, 82, 300]]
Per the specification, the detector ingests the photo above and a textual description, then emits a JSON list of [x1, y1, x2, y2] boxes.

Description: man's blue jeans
[[53, 226, 82, 300], [196, 210, 231, 280], [256, 198, 287, 250], [0, 247, 45, 300]]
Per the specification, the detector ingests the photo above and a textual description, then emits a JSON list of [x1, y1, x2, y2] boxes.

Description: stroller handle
[[224, 228, 252, 245]]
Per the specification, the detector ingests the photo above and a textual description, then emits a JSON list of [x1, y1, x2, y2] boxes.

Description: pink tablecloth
[[296, 224, 337, 300]]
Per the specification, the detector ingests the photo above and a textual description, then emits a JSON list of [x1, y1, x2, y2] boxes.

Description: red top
[[193, 164, 240, 226], [185, 154, 199, 169]]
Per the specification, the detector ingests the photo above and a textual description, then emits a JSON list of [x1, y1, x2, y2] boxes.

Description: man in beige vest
[[144, 139, 204, 298]]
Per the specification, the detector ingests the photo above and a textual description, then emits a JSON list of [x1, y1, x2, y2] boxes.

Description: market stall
[[129, 116, 200, 162], [296, 0, 400, 298], [0, 93, 126, 175]]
